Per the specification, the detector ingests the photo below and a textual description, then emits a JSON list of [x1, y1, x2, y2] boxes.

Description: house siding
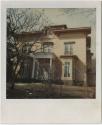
[[49, 32, 87, 84], [16, 25, 91, 86]]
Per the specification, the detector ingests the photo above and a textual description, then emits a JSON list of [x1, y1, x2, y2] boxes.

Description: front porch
[[17, 52, 63, 84], [17, 52, 87, 86], [31, 52, 53, 82]]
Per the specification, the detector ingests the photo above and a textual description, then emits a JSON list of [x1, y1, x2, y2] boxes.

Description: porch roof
[[30, 52, 54, 59]]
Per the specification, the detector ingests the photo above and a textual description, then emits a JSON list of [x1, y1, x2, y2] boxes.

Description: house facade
[[16, 25, 92, 86]]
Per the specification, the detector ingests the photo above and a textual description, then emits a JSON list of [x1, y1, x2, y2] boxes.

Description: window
[[43, 43, 53, 53], [64, 62, 70, 77], [64, 42, 74, 55], [22, 45, 31, 53]]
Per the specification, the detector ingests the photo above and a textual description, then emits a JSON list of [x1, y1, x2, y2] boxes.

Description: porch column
[[49, 58, 52, 81], [50, 58, 52, 69], [32, 57, 35, 79], [36, 61, 39, 79], [83, 71, 87, 86]]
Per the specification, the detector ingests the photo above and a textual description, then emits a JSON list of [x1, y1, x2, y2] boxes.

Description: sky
[[39, 8, 96, 58]]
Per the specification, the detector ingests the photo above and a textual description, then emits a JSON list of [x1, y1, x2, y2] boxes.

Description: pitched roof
[[53, 27, 91, 34], [45, 24, 67, 30], [16, 25, 91, 37]]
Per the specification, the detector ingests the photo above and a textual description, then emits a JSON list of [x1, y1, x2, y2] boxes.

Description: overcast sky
[[40, 8, 96, 58]]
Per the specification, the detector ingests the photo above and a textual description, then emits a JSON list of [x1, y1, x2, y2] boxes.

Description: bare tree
[[7, 8, 50, 89]]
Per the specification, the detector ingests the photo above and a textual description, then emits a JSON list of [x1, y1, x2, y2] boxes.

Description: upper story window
[[43, 42, 53, 53], [22, 45, 31, 53], [64, 42, 75, 55]]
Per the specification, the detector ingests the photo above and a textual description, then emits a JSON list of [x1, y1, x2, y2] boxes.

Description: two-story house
[[16, 25, 92, 86]]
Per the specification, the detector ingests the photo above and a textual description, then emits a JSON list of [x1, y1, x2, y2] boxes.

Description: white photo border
[[1, 0, 101, 123]]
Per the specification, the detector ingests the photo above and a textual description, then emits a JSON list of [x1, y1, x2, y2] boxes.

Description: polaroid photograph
[[0, 0, 101, 124]]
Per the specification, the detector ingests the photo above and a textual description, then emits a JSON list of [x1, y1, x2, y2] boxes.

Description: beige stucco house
[[16, 25, 92, 86]]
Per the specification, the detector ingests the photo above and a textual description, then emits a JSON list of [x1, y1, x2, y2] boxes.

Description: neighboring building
[[16, 25, 93, 86]]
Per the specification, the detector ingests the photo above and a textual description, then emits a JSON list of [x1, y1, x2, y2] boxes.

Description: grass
[[6, 83, 95, 99]]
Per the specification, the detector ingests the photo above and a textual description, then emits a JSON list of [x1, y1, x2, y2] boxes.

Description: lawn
[[6, 83, 95, 99]]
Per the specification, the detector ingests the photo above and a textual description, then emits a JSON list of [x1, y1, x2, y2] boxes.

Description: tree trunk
[[10, 61, 24, 89], [11, 81, 15, 89]]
